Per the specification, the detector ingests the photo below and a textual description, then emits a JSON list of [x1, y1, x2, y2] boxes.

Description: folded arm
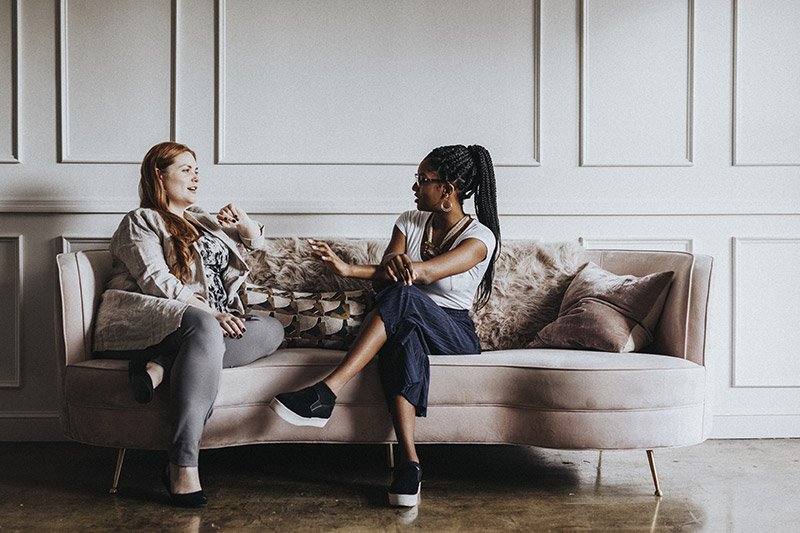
[[309, 225, 488, 286]]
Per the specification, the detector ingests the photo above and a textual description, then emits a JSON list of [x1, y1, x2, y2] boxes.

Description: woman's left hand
[[217, 203, 249, 228], [217, 203, 260, 240], [383, 253, 416, 285]]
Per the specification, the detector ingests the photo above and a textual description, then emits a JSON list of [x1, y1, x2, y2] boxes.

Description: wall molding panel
[[0, 235, 22, 388], [0, 411, 59, 419], [579, 237, 693, 252], [0, 0, 19, 163], [215, 0, 541, 167], [579, 0, 694, 167], [60, 237, 112, 254], [1, 198, 798, 217], [731, 237, 800, 387], [57, 0, 176, 163], [0, 412, 62, 441], [732, 0, 800, 166]]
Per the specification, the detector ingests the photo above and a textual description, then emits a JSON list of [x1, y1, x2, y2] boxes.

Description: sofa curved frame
[[56, 248, 713, 496]]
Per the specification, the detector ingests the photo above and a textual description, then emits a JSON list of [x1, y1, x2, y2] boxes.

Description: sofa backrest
[[55, 245, 712, 373]]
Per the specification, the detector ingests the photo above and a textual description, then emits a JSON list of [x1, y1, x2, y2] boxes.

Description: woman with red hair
[[94, 141, 284, 507]]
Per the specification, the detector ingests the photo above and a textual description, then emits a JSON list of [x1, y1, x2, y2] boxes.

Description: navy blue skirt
[[374, 283, 481, 417]]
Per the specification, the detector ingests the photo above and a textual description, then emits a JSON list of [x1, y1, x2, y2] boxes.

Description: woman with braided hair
[[270, 144, 501, 507]]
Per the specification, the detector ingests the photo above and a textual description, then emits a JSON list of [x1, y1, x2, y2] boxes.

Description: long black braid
[[423, 144, 501, 309]]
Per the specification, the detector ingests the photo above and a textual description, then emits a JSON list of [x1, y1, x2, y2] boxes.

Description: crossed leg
[[319, 309, 418, 464]]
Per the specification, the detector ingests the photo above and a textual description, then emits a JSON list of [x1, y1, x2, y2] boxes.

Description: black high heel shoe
[[161, 465, 208, 508], [128, 360, 154, 404]]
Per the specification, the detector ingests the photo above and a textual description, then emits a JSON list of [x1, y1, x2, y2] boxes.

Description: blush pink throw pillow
[[529, 262, 674, 352]]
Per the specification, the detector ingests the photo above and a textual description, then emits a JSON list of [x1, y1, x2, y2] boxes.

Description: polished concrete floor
[[0, 439, 797, 531]]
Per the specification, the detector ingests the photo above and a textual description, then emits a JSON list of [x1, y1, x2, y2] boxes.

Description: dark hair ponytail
[[423, 144, 501, 309]]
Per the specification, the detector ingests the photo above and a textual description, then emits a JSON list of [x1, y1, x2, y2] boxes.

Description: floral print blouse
[[195, 228, 231, 312]]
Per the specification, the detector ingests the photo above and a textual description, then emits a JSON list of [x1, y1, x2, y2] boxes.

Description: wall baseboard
[[710, 415, 800, 439]]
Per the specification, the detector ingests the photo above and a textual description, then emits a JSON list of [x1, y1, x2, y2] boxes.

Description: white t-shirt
[[394, 210, 497, 310]]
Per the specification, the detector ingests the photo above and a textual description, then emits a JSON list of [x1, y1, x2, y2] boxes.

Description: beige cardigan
[[93, 206, 267, 352]]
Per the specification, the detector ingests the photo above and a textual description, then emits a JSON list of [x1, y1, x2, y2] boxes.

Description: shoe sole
[[269, 397, 330, 428], [388, 486, 421, 507]]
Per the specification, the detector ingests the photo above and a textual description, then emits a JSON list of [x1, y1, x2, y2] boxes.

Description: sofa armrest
[[687, 254, 713, 366], [56, 251, 113, 369]]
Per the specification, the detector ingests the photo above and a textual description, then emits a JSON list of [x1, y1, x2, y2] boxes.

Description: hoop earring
[[441, 199, 453, 213]]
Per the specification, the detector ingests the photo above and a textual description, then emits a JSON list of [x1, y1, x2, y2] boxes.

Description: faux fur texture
[[246, 238, 386, 292], [245, 238, 584, 350], [470, 241, 585, 350]]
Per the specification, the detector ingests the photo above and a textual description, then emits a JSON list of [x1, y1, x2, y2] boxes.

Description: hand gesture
[[308, 239, 351, 277], [382, 253, 416, 285], [216, 203, 250, 228], [214, 311, 246, 338]]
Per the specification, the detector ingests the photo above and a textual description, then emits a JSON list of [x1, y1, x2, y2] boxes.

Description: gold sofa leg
[[110, 448, 126, 494], [386, 443, 395, 470], [646, 449, 663, 497]]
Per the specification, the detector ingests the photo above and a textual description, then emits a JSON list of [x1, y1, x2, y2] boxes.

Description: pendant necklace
[[421, 214, 472, 260]]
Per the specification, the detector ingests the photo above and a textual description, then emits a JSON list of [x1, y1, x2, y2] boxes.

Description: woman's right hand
[[214, 311, 246, 338], [308, 239, 352, 277]]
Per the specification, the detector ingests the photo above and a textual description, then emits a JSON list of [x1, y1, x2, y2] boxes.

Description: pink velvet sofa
[[55, 243, 712, 496]]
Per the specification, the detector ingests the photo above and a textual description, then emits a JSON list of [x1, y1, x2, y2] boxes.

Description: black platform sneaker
[[389, 461, 422, 507], [269, 381, 336, 428]]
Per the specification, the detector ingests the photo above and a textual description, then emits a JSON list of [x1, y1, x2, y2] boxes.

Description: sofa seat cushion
[[63, 348, 706, 450], [426, 349, 703, 411], [66, 348, 702, 413]]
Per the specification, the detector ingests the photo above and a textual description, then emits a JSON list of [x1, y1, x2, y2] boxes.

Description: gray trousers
[[100, 307, 284, 466]]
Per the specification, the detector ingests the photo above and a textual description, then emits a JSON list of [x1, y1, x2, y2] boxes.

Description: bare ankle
[[145, 362, 164, 389], [169, 464, 201, 493], [322, 378, 341, 396]]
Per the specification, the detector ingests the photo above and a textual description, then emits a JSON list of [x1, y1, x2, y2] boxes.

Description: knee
[[181, 309, 225, 354], [384, 282, 428, 303], [384, 282, 416, 296]]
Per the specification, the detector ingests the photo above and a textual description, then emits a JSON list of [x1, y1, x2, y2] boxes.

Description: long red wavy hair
[[139, 141, 199, 283]]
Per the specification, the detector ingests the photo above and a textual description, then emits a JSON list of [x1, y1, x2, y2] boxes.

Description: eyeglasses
[[414, 173, 447, 186]]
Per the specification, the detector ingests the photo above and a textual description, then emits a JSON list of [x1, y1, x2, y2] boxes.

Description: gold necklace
[[421, 214, 472, 260]]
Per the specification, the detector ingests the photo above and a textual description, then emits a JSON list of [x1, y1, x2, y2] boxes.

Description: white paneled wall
[[218, 0, 539, 166], [58, 0, 174, 162], [733, 0, 800, 165], [732, 238, 800, 387], [580, 0, 693, 166], [0, 0, 799, 440]]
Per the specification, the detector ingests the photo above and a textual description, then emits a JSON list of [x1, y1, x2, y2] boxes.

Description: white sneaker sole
[[388, 486, 421, 507], [269, 397, 329, 428]]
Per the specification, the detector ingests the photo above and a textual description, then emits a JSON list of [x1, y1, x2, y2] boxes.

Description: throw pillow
[[529, 262, 674, 352], [239, 284, 372, 349]]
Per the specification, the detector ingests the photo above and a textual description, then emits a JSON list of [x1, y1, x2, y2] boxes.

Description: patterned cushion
[[239, 284, 372, 349]]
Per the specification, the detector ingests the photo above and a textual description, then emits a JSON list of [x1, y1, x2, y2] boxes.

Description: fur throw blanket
[[245, 238, 584, 350], [470, 241, 584, 350], [246, 238, 385, 292]]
